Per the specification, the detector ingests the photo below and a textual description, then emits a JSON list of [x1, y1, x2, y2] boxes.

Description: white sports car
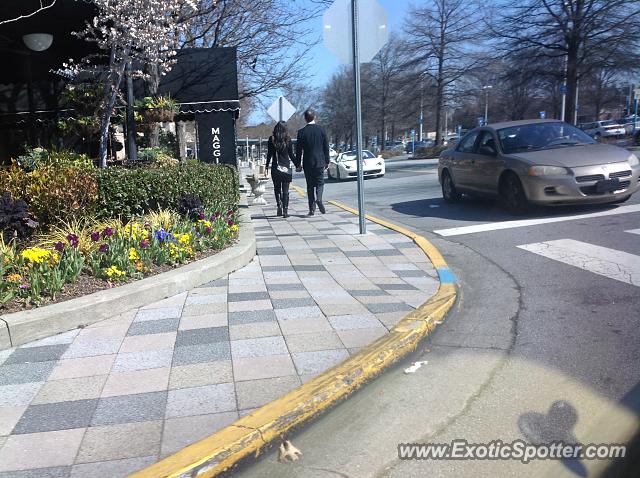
[[327, 150, 386, 181]]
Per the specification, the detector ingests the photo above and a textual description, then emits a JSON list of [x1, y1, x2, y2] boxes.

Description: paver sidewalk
[[0, 182, 440, 478]]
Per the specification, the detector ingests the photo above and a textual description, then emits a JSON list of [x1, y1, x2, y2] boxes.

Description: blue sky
[[252, 0, 414, 123]]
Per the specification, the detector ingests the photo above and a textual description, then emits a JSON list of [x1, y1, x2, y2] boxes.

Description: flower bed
[[1, 209, 239, 312], [1, 148, 241, 312]]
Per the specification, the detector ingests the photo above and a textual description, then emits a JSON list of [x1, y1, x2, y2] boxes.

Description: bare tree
[[181, 0, 325, 101], [404, 0, 484, 144], [0, 0, 57, 25], [491, 0, 640, 124]]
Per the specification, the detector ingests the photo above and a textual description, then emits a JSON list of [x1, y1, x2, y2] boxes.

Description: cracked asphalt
[[233, 157, 640, 478]]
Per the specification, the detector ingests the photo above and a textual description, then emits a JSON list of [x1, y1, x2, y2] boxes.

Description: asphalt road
[[235, 157, 640, 478]]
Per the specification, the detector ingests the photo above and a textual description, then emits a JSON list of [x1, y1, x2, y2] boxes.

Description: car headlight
[[528, 165, 570, 176], [629, 154, 639, 167]]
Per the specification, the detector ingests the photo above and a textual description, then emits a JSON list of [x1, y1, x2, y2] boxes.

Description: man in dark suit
[[294, 109, 330, 216]]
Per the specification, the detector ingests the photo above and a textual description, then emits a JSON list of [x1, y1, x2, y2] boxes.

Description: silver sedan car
[[438, 119, 640, 214]]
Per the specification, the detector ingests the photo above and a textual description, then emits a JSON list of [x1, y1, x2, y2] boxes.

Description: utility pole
[[419, 77, 424, 142], [352, 0, 366, 235], [560, 54, 567, 122], [574, 80, 579, 125], [482, 85, 492, 125]]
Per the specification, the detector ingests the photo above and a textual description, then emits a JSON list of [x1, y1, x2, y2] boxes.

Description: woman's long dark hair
[[272, 121, 290, 152]]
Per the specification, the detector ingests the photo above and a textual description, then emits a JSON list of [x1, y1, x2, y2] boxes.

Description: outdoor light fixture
[[22, 33, 53, 51]]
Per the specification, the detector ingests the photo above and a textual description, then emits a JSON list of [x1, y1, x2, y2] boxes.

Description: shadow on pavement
[[390, 197, 623, 224]]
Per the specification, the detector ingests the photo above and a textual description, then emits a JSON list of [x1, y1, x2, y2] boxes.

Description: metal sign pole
[[279, 96, 283, 122], [351, 0, 366, 235]]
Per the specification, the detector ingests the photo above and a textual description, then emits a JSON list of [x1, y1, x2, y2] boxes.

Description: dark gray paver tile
[[347, 289, 387, 297], [365, 302, 414, 314], [396, 270, 428, 278], [4, 345, 69, 365], [175, 327, 230, 347], [171, 343, 231, 366], [266, 283, 306, 292], [13, 399, 98, 434], [372, 249, 402, 256], [344, 250, 374, 257], [91, 391, 167, 426], [293, 265, 326, 272], [378, 282, 419, 291], [228, 310, 277, 325], [127, 318, 179, 336], [256, 247, 286, 255], [227, 291, 270, 302], [303, 235, 327, 241], [395, 242, 417, 248], [0, 361, 56, 386], [271, 298, 317, 309]]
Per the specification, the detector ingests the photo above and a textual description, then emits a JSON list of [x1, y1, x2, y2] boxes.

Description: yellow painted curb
[[130, 199, 457, 478]]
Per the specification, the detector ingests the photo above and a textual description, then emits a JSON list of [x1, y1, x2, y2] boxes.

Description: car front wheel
[[441, 170, 461, 203], [501, 173, 529, 215]]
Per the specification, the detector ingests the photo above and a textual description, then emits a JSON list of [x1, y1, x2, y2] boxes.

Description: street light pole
[[351, 0, 366, 235], [560, 54, 567, 122], [482, 85, 492, 125]]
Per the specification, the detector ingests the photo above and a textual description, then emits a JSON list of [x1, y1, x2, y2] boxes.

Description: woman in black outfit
[[265, 121, 296, 218]]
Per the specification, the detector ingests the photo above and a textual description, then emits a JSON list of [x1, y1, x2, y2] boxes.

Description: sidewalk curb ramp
[[130, 194, 457, 478], [0, 205, 256, 350]]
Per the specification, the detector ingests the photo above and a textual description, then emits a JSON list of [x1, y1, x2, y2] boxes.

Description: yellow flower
[[169, 243, 180, 258], [124, 222, 145, 240], [6, 273, 22, 282], [177, 233, 191, 246], [129, 247, 140, 261], [21, 247, 51, 264], [197, 220, 212, 228], [231, 225, 239, 233], [135, 261, 144, 272], [104, 266, 126, 278]]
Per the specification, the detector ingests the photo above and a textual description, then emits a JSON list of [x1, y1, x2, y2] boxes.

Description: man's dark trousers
[[304, 167, 325, 212]]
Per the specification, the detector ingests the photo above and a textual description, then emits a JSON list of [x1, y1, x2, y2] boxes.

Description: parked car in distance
[[384, 141, 405, 154], [328, 150, 386, 180], [438, 119, 640, 214], [618, 117, 640, 135], [578, 120, 626, 139], [405, 140, 435, 152]]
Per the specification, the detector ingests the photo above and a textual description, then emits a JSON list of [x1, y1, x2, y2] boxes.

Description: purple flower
[[54, 241, 65, 252], [226, 210, 233, 217], [139, 239, 150, 249], [205, 226, 212, 235], [155, 229, 174, 243], [198, 212, 206, 220], [90, 231, 100, 242], [67, 234, 79, 248], [214, 212, 221, 219], [227, 219, 234, 227], [103, 227, 114, 238], [99, 244, 109, 253], [19, 283, 29, 290]]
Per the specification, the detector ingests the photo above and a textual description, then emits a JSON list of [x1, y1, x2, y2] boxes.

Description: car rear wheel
[[501, 173, 529, 215], [441, 170, 461, 203]]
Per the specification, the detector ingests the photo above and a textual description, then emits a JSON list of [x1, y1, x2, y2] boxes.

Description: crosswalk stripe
[[517, 239, 640, 287], [626, 229, 640, 235], [433, 204, 640, 237]]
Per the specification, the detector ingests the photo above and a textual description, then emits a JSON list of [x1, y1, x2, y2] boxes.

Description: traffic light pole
[[351, 0, 366, 235]]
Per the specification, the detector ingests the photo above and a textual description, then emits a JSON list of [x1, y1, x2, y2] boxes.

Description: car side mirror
[[478, 145, 497, 156]]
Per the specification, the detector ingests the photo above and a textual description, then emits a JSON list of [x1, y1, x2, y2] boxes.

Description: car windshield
[[340, 151, 375, 161], [600, 120, 617, 126], [497, 122, 595, 154]]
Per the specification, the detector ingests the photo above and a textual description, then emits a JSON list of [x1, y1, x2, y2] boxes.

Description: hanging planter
[[136, 96, 178, 123]]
